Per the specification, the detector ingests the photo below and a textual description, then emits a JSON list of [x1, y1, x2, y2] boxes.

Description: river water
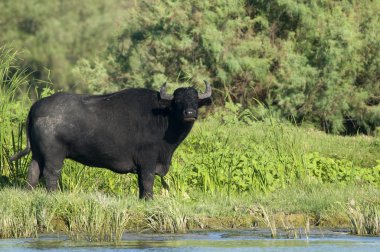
[[1, 229, 379, 251]]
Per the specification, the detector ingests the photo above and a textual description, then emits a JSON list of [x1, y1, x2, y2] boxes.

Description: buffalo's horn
[[160, 82, 173, 100], [198, 80, 212, 100]]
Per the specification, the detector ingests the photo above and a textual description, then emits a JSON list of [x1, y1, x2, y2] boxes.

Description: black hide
[[10, 85, 212, 199]]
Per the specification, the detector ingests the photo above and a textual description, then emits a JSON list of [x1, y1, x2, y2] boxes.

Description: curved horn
[[198, 80, 212, 100], [159, 82, 173, 100]]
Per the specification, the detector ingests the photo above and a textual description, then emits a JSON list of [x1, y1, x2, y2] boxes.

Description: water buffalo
[[10, 82, 212, 199]]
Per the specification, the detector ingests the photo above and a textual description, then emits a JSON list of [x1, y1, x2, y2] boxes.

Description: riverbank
[[0, 184, 378, 241]]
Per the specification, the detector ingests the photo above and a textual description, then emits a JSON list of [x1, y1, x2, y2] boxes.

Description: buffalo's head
[[159, 81, 212, 123]]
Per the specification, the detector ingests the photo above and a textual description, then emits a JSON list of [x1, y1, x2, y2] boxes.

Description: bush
[[0, 0, 129, 91], [107, 0, 380, 134]]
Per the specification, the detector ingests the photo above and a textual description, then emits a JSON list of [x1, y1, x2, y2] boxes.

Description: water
[[1, 230, 379, 252]]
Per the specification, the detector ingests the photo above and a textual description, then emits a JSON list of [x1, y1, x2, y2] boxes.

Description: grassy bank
[[0, 184, 379, 241]]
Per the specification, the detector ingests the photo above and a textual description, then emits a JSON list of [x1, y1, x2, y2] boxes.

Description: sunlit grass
[[0, 185, 379, 240]]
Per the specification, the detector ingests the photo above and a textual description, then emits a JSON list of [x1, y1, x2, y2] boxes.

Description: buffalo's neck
[[164, 119, 194, 148]]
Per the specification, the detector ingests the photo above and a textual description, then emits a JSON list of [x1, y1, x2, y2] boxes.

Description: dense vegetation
[[0, 0, 130, 91], [106, 0, 380, 134], [1, 0, 379, 134]]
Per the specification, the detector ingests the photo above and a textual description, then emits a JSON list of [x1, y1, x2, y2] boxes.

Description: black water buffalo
[[10, 82, 212, 198]]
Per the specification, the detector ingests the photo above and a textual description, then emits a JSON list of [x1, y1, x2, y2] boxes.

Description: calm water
[[1, 230, 379, 252]]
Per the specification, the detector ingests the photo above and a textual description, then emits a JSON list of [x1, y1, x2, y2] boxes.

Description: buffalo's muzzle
[[183, 109, 197, 122]]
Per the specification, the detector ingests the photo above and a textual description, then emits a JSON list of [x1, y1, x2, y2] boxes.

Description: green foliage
[[0, 47, 30, 126], [0, 47, 31, 185], [0, 47, 56, 186], [168, 113, 380, 197], [72, 59, 118, 95], [0, 0, 130, 91], [305, 153, 380, 185], [107, 0, 380, 134], [60, 162, 138, 197]]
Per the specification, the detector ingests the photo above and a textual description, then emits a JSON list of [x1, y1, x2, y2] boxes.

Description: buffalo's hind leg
[[38, 140, 66, 191], [26, 159, 41, 189], [43, 158, 64, 191]]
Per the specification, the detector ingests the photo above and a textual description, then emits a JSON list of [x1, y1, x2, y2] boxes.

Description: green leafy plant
[[105, 0, 380, 134]]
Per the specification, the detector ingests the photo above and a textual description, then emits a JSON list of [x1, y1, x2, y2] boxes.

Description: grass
[[345, 199, 380, 236], [166, 116, 380, 196], [0, 47, 30, 186], [0, 184, 378, 241]]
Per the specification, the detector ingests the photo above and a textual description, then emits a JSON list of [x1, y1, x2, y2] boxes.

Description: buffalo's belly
[[67, 149, 135, 173]]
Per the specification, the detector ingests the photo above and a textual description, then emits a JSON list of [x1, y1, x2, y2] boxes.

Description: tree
[[0, 0, 130, 91], [107, 0, 379, 134]]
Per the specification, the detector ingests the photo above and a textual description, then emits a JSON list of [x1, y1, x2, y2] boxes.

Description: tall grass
[[59, 193, 132, 241], [145, 199, 191, 233], [0, 185, 378, 240], [0, 47, 31, 186], [167, 112, 380, 197], [345, 200, 380, 236]]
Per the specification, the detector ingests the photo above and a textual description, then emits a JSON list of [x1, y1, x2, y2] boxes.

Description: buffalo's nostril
[[183, 109, 197, 119]]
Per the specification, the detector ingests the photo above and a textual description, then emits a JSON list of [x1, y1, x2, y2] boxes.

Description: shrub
[[107, 0, 380, 134]]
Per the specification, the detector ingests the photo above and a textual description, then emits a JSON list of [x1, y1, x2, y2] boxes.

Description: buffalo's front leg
[[137, 169, 155, 199]]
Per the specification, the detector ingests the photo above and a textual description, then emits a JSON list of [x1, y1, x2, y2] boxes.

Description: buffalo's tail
[[9, 112, 31, 162], [9, 143, 30, 162]]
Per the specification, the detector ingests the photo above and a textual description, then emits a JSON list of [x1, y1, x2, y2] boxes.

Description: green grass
[[0, 184, 378, 240], [166, 115, 380, 196]]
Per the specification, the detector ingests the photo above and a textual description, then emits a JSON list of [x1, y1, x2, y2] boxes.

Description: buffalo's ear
[[198, 97, 212, 107]]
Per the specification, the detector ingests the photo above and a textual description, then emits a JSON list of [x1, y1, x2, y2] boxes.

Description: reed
[[57, 193, 132, 242], [144, 199, 190, 233], [0, 186, 379, 240], [346, 199, 380, 236], [0, 47, 30, 186], [250, 204, 277, 238], [0, 189, 37, 238]]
